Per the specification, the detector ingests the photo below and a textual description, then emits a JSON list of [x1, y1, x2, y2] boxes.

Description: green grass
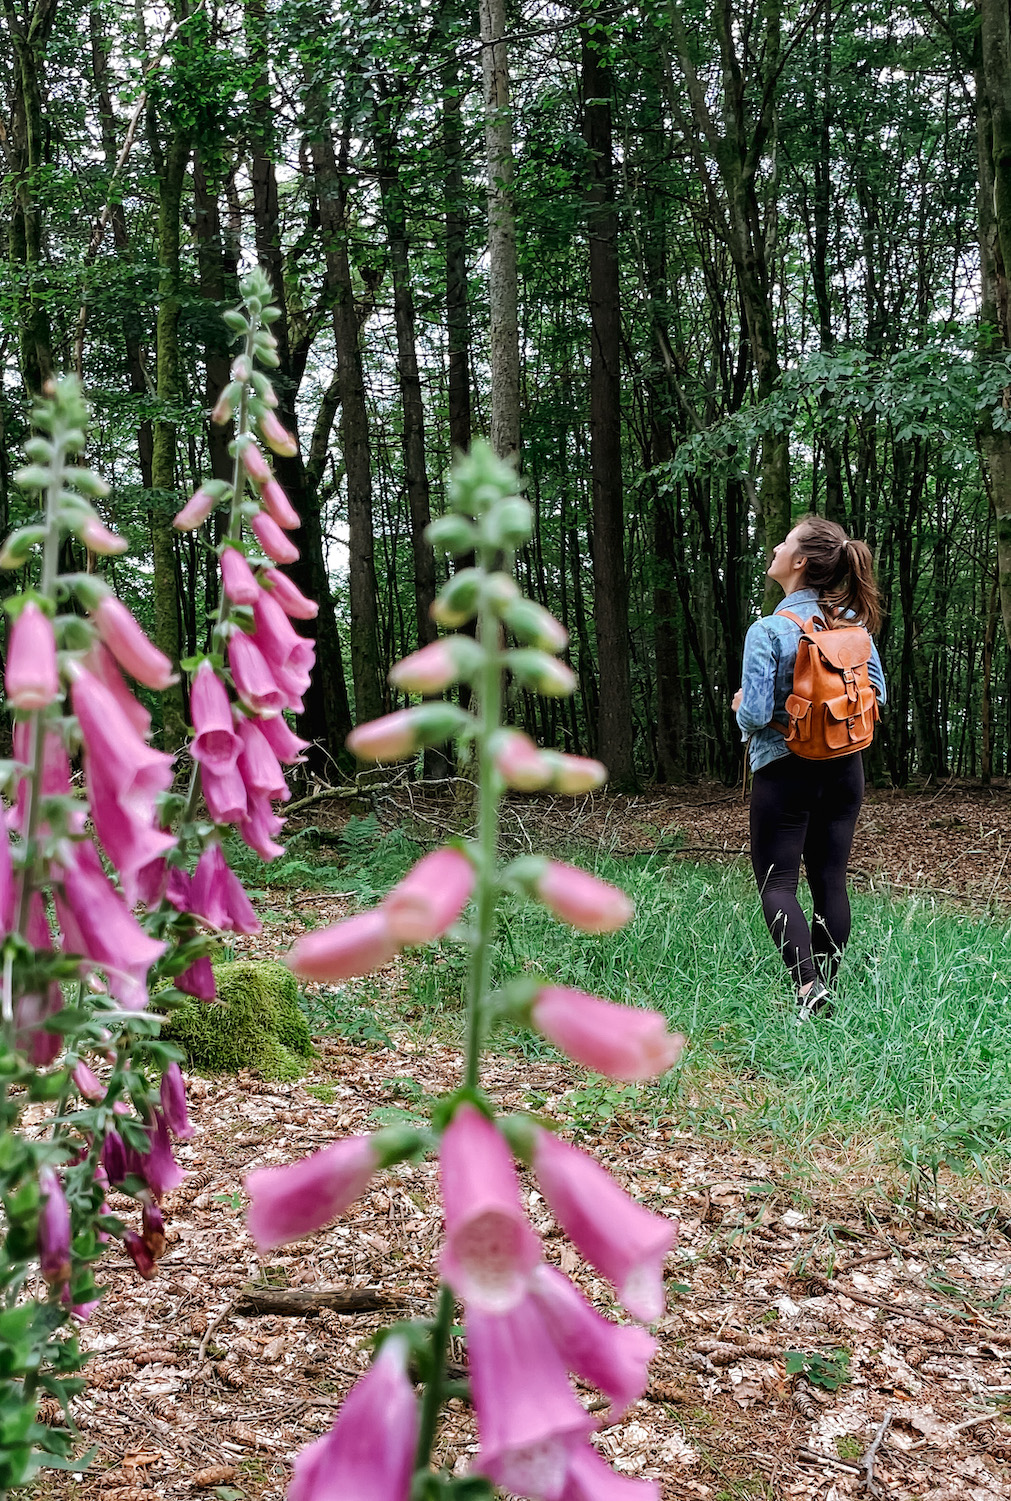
[[270, 823, 1011, 1183]]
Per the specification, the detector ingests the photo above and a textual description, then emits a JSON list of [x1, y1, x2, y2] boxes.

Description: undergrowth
[[266, 822, 1011, 1190]]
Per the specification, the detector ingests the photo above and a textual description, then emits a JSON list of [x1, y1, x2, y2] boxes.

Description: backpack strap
[[779, 608, 825, 631]]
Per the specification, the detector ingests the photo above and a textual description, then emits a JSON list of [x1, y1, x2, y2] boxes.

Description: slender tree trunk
[[302, 103, 384, 725], [148, 99, 190, 749], [479, 0, 520, 460], [3, 0, 57, 396], [246, 0, 353, 762], [977, 5, 1011, 650], [444, 50, 473, 454], [582, 23, 635, 787], [374, 97, 438, 650]]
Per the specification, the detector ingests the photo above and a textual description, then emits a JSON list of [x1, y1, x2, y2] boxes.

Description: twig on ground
[[797, 1446, 862, 1474], [233, 1285, 408, 1317], [861, 1410, 892, 1496], [197, 1301, 236, 1364]]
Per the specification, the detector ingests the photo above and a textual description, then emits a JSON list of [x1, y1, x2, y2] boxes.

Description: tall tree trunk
[[479, 0, 520, 460], [444, 49, 473, 455], [582, 23, 635, 787], [302, 98, 384, 725], [3, 0, 57, 396], [374, 96, 437, 650], [977, 2, 1011, 650], [246, 0, 354, 762], [147, 77, 190, 749]]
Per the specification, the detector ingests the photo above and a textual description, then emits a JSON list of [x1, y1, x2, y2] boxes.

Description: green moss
[[164, 960, 315, 1080]]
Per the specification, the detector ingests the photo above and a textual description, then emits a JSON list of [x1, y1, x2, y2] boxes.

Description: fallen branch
[[233, 1284, 408, 1317], [861, 1410, 892, 1497], [797, 1446, 861, 1474]]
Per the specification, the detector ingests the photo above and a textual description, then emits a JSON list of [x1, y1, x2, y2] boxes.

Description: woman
[[732, 517, 886, 1020]]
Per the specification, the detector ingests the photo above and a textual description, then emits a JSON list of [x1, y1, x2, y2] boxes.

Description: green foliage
[[785, 1348, 851, 1391], [163, 961, 316, 1080]]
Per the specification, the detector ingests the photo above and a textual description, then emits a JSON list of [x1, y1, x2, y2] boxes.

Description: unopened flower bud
[[447, 438, 520, 516], [482, 496, 533, 548], [544, 752, 607, 795], [72, 1061, 105, 1101], [220, 547, 261, 606], [211, 380, 243, 425], [231, 355, 252, 383], [93, 596, 176, 690], [251, 511, 299, 565], [0, 525, 47, 567], [383, 847, 475, 945], [501, 598, 569, 653], [288, 911, 398, 984], [388, 637, 482, 695], [174, 487, 217, 531], [263, 569, 317, 619], [260, 479, 300, 530], [430, 568, 481, 627], [258, 411, 298, 457], [79, 516, 128, 555], [508, 649, 577, 697], [123, 1228, 157, 1280], [534, 859, 633, 934], [425, 514, 478, 556], [5, 602, 60, 710], [346, 703, 471, 762], [492, 729, 553, 791], [240, 441, 272, 486]]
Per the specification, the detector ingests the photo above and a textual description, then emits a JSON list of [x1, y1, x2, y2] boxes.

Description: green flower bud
[[431, 567, 481, 627], [0, 526, 47, 569], [507, 649, 577, 697], [448, 438, 521, 516], [13, 466, 50, 492], [68, 468, 111, 499], [223, 309, 249, 333], [501, 597, 569, 653], [481, 496, 533, 548], [57, 615, 95, 652], [60, 573, 110, 611], [425, 514, 478, 556]]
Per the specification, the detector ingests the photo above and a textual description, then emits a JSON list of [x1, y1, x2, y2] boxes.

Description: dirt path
[[51, 1021, 1011, 1501]]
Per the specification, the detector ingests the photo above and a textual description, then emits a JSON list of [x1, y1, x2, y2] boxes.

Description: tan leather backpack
[[777, 609, 879, 759]]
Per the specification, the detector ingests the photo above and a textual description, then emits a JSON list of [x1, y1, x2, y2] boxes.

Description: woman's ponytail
[[793, 517, 883, 633]]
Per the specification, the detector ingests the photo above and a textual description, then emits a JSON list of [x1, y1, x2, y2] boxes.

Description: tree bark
[[582, 23, 635, 787], [479, 0, 520, 460]]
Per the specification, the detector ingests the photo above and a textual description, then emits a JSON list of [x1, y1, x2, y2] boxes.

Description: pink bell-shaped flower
[[260, 479, 301, 530], [561, 1445, 660, 1501], [238, 795, 286, 860], [177, 955, 216, 999], [287, 910, 398, 982], [201, 760, 248, 825], [530, 1264, 656, 1419], [236, 716, 289, 802], [468, 1296, 595, 1501], [190, 845, 261, 934], [5, 602, 59, 710], [245, 1135, 378, 1252], [70, 666, 176, 902], [228, 631, 287, 717], [494, 729, 554, 791], [220, 547, 261, 607], [54, 839, 166, 1011], [160, 1063, 195, 1140], [37, 1166, 72, 1288], [174, 486, 217, 530], [535, 862, 633, 934], [251, 592, 314, 703], [263, 568, 318, 619], [532, 1130, 676, 1324], [190, 662, 242, 771], [92, 596, 176, 690], [530, 987, 684, 1082], [258, 713, 310, 764], [251, 509, 299, 565], [439, 1104, 541, 1312], [83, 645, 152, 739], [383, 847, 475, 946], [288, 1336, 417, 1501]]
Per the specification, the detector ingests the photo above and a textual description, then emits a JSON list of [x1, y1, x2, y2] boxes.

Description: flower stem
[[463, 567, 505, 1093], [414, 1281, 454, 1472]]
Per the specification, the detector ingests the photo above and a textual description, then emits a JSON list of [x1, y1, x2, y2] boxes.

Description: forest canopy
[[1, 0, 1009, 788]]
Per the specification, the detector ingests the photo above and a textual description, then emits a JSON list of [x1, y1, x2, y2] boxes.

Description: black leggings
[[749, 751, 865, 992]]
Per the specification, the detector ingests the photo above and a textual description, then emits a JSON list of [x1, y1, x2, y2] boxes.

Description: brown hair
[[793, 516, 883, 634]]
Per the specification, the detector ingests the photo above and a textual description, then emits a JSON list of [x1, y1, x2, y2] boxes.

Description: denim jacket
[[736, 587, 887, 772]]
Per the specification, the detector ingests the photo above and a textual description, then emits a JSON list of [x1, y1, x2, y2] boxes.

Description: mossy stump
[[164, 960, 315, 1080]]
